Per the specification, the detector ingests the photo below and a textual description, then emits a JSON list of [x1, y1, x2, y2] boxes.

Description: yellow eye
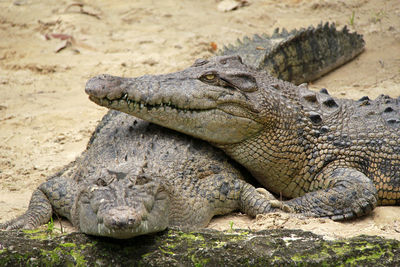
[[205, 74, 215, 80]]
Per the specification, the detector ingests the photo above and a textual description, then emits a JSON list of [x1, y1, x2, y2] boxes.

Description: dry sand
[[0, 0, 400, 240]]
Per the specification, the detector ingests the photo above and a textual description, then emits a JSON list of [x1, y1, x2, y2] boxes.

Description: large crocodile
[[0, 24, 366, 237], [86, 56, 400, 221]]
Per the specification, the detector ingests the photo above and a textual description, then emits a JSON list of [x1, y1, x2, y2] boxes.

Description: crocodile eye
[[205, 74, 215, 80], [200, 72, 219, 84]]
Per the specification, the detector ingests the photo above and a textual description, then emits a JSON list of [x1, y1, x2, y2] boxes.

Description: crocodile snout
[[102, 206, 143, 230], [85, 74, 125, 100]]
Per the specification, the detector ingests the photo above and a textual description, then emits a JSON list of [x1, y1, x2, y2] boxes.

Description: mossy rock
[[0, 228, 399, 266]]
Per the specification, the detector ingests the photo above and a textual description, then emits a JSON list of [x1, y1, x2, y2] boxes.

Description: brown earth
[[0, 0, 400, 240]]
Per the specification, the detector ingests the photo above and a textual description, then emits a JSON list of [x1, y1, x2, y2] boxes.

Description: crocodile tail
[[265, 22, 365, 84], [219, 22, 365, 85]]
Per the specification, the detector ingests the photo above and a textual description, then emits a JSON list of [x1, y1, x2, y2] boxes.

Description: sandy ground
[[0, 0, 400, 240]]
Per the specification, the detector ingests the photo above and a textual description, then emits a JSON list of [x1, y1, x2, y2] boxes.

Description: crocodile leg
[[272, 168, 378, 221], [238, 181, 278, 217], [0, 189, 52, 230], [167, 174, 276, 228], [0, 176, 77, 230]]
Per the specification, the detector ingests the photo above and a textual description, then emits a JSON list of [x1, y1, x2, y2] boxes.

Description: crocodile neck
[[217, 88, 312, 197]]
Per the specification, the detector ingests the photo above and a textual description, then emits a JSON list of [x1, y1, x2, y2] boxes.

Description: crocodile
[[0, 23, 366, 237], [0, 110, 273, 238], [219, 22, 364, 85], [86, 55, 400, 221]]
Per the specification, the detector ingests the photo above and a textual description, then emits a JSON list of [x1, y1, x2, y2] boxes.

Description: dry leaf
[[65, 3, 101, 19], [217, 0, 249, 12], [54, 40, 71, 53], [210, 42, 218, 51], [50, 33, 72, 40]]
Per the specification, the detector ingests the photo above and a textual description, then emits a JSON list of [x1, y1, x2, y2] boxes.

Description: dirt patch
[[0, 0, 399, 239]]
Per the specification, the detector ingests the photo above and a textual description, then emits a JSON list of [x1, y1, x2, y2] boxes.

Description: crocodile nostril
[[103, 206, 142, 230]]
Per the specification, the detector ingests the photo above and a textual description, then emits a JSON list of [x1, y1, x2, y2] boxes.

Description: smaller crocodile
[[0, 111, 273, 238]]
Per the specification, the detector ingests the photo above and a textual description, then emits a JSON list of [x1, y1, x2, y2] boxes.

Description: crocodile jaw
[[79, 217, 168, 239], [76, 177, 170, 239], [86, 73, 264, 145], [78, 195, 169, 239]]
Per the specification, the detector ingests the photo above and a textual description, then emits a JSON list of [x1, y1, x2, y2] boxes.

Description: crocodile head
[[76, 174, 169, 239], [85, 56, 277, 145]]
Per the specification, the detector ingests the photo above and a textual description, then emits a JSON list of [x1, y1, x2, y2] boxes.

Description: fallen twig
[[65, 3, 101, 19]]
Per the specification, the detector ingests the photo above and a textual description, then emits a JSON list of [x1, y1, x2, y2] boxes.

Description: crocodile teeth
[[128, 102, 136, 110]]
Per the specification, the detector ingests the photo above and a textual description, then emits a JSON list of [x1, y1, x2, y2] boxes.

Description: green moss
[[224, 231, 249, 242], [0, 252, 30, 266], [23, 228, 65, 240], [191, 254, 210, 267], [169, 231, 208, 250], [271, 255, 283, 263], [60, 243, 76, 248], [158, 246, 175, 255], [159, 230, 215, 265], [39, 241, 88, 267], [157, 229, 253, 266], [41, 247, 62, 266], [239, 231, 249, 236], [80, 243, 94, 250], [23, 229, 49, 240], [213, 241, 227, 249], [179, 232, 205, 242], [343, 242, 391, 265], [290, 238, 397, 265], [1, 229, 400, 266], [165, 241, 177, 250], [70, 248, 87, 267], [22, 229, 42, 234], [291, 250, 331, 263]]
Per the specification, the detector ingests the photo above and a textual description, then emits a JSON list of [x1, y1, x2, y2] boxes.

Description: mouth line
[[89, 94, 259, 116], [89, 94, 214, 113], [96, 222, 148, 237]]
